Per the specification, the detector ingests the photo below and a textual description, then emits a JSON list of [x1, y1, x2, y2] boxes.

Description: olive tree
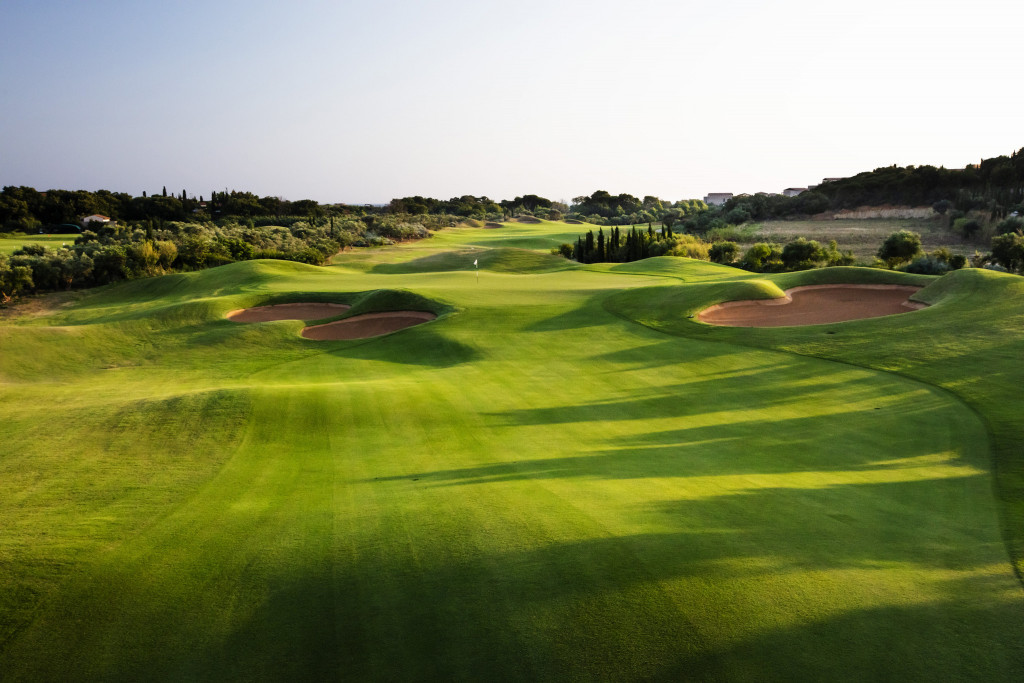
[[878, 230, 921, 268]]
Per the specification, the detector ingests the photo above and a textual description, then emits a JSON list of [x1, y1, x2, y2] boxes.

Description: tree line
[[715, 147, 1024, 225], [0, 212, 453, 302], [564, 224, 689, 263]]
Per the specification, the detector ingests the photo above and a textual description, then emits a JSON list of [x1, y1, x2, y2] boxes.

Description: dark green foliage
[[877, 230, 922, 267], [995, 216, 1024, 234], [709, 241, 738, 264], [781, 237, 825, 271], [954, 217, 982, 240], [571, 223, 683, 264], [741, 242, 784, 272], [900, 255, 950, 275], [991, 232, 1024, 272], [569, 192, 706, 226]]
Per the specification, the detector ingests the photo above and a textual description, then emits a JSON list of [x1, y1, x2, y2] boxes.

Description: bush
[[664, 234, 710, 260], [995, 216, 1024, 235], [823, 240, 856, 267], [741, 242, 783, 272], [724, 207, 751, 225], [954, 217, 983, 239], [877, 230, 922, 267], [900, 256, 949, 275], [553, 243, 574, 259], [781, 237, 824, 271], [709, 241, 738, 264], [991, 232, 1024, 272]]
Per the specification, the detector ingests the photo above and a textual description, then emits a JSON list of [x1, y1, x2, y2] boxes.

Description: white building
[[80, 214, 114, 228], [703, 193, 733, 206], [782, 188, 807, 197]]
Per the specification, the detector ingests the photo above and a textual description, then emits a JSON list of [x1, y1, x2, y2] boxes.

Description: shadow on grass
[[8, 471, 1020, 682], [482, 362, 923, 428], [159, 486, 1024, 680], [324, 325, 481, 368]]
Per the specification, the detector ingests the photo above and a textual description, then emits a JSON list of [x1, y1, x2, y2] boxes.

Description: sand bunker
[[698, 284, 927, 327], [301, 311, 437, 340], [227, 302, 350, 323]]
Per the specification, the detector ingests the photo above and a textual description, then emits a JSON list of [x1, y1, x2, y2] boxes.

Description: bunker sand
[[698, 284, 927, 327], [301, 311, 437, 340], [226, 303, 350, 323]]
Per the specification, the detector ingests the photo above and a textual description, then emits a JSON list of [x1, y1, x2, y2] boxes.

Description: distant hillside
[[815, 148, 1024, 213], [718, 147, 1024, 224]]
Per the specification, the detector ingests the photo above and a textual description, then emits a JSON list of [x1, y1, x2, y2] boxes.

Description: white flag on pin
[[474, 259, 478, 266]]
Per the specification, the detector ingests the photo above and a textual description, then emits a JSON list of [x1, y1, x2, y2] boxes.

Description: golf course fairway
[[1, 220, 1023, 681]]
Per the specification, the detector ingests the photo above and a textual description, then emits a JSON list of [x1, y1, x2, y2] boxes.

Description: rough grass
[[1, 221, 1023, 681], [751, 218, 982, 262]]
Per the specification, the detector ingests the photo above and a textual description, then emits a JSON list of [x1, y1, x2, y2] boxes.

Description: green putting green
[[1, 220, 1022, 680]]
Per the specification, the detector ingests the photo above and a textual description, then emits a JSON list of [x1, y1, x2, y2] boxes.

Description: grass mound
[[606, 256, 746, 280], [481, 247, 575, 273], [342, 288, 451, 319]]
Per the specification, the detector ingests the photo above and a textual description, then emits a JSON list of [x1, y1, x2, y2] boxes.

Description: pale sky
[[2, 0, 1021, 204]]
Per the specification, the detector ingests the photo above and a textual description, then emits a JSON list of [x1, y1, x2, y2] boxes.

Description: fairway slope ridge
[[372, 246, 573, 274], [2, 220, 1024, 681]]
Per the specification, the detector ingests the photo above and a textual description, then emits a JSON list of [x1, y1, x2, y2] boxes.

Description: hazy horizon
[[2, 0, 1021, 205]]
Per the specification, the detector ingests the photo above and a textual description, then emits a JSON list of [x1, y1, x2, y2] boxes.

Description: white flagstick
[[474, 258, 479, 282]]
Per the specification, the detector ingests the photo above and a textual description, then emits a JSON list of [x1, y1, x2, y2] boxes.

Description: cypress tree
[[597, 228, 605, 262], [162, 186, 167, 197]]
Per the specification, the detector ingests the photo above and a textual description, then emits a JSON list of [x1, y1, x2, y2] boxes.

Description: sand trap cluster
[[227, 303, 436, 339], [698, 284, 927, 327], [301, 311, 437, 340]]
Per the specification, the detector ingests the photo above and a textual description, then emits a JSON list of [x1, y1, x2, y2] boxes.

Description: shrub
[[954, 217, 982, 240], [995, 216, 1024, 235], [724, 207, 751, 225], [553, 243, 574, 259], [991, 232, 1024, 272], [781, 237, 824, 271], [709, 241, 738, 264], [823, 240, 856, 267], [665, 234, 710, 260], [741, 242, 783, 272], [900, 256, 949, 275], [877, 230, 921, 267]]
